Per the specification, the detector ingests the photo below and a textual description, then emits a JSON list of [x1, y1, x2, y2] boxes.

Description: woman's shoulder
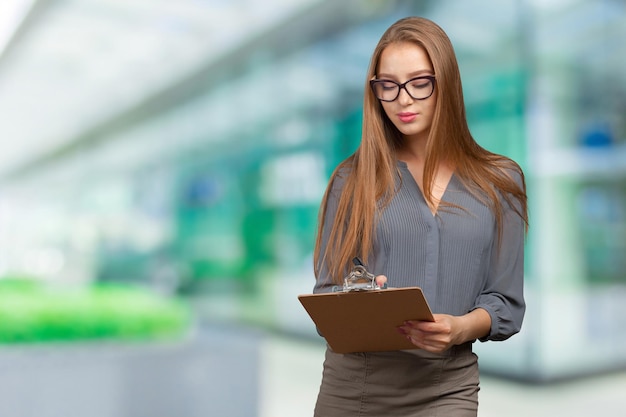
[[487, 155, 525, 187], [328, 159, 355, 191], [487, 157, 527, 213]]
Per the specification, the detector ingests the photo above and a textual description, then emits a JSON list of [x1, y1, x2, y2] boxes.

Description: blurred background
[[0, 0, 625, 416]]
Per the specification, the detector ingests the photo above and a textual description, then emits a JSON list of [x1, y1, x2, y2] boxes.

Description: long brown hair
[[314, 16, 528, 283]]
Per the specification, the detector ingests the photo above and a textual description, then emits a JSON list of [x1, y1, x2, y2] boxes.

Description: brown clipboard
[[298, 287, 434, 353]]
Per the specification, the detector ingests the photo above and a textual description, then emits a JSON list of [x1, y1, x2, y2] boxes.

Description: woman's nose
[[397, 86, 414, 105]]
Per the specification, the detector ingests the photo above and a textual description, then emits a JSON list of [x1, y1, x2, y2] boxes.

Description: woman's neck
[[396, 137, 428, 167]]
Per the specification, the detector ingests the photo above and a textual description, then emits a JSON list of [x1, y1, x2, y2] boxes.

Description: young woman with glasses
[[312, 16, 528, 417]]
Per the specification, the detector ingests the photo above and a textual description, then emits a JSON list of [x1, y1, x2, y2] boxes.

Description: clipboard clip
[[333, 257, 387, 292]]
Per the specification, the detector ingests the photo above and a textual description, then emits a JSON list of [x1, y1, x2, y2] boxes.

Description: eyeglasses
[[369, 75, 436, 102]]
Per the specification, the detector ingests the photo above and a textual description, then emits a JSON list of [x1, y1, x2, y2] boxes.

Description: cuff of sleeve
[[472, 304, 498, 342]]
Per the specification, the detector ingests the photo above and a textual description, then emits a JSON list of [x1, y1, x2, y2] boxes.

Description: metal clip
[[333, 257, 387, 292]]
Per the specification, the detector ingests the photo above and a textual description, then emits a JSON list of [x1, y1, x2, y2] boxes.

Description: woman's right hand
[[375, 275, 388, 288]]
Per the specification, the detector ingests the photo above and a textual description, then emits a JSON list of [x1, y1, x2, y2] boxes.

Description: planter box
[[0, 325, 260, 417]]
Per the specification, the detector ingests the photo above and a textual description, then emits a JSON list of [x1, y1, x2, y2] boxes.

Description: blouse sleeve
[[313, 169, 348, 294], [474, 170, 526, 342]]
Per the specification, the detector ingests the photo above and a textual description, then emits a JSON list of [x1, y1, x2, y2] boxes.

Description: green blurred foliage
[[0, 277, 191, 344]]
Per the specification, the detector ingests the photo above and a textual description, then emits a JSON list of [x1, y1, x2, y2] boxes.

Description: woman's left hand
[[397, 314, 463, 353], [397, 308, 491, 353]]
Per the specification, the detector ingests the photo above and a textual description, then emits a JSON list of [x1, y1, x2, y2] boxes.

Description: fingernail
[[396, 327, 406, 335]]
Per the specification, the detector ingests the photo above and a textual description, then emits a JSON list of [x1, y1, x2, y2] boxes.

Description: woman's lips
[[397, 112, 417, 123]]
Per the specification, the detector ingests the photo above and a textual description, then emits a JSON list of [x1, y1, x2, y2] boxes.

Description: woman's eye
[[411, 81, 430, 89]]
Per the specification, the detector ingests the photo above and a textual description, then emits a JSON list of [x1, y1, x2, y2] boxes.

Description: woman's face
[[376, 42, 437, 142]]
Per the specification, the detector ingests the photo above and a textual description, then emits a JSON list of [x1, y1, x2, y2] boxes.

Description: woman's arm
[[473, 170, 526, 342], [313, 170, 348, 294]]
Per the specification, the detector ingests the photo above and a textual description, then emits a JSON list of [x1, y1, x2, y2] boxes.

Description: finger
[[404, 320, 437, 332], [375, 275, 388, 287], [408, 320, 445, 334], [406, 334, 425, 349], [407, 335, 441, 353]]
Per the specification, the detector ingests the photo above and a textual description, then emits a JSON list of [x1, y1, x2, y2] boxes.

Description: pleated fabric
[[314, 344, 479, 417]]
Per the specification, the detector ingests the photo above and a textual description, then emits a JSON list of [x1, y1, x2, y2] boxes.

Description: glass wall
[[519, 0, 626, 379], [1, 0, 625, 381]]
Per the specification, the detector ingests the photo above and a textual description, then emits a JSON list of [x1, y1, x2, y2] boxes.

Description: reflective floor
[[259, 334, 626, 417]]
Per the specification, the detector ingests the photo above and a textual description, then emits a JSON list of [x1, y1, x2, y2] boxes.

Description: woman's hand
[[397, 308, 491, 353], [397, 314, 461, 353], [375, 275, 388, 288]]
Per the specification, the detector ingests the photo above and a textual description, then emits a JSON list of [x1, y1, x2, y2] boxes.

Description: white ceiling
[[0, 0, 320, 179]]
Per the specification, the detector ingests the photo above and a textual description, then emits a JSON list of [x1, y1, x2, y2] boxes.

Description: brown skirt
[[314, 343, 479, 417]]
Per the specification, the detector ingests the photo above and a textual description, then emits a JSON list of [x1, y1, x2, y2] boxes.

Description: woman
[[312, 16, 528, 416]]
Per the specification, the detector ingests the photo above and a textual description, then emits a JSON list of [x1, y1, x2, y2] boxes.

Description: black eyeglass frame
[[369, 75, 436, 102]]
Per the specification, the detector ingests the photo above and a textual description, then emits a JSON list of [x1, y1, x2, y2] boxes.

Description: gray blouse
[[314, 160, 526, 342]]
